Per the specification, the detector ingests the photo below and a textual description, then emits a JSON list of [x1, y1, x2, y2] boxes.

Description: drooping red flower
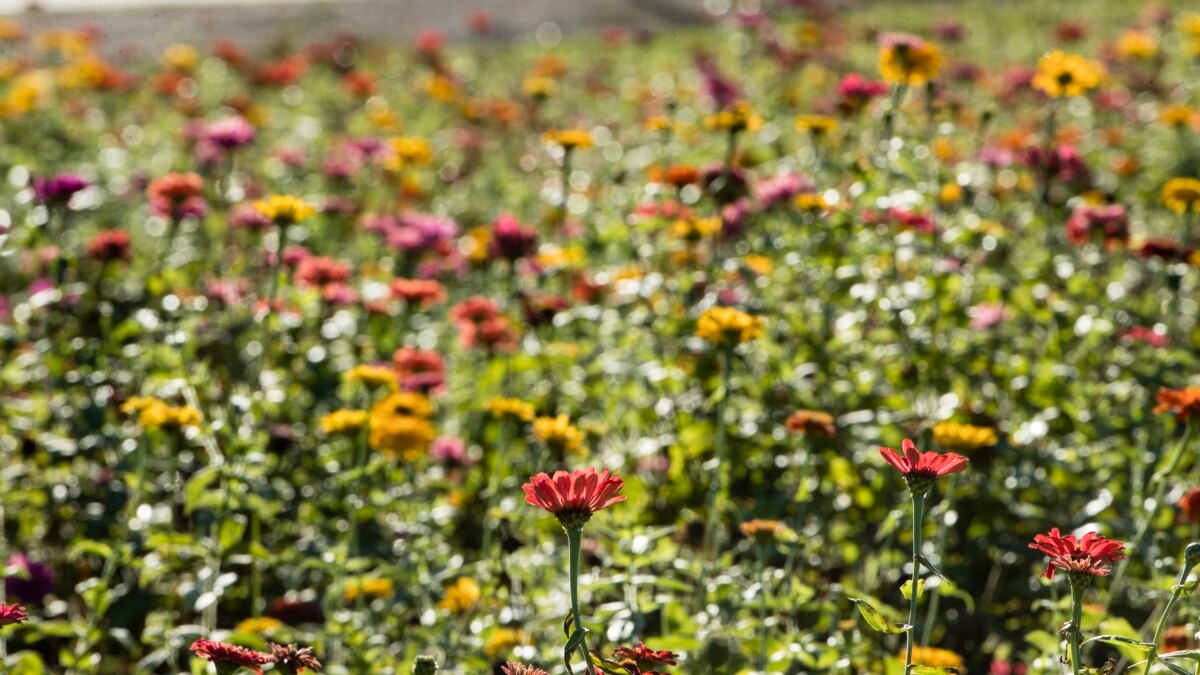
[[0, 602, 28, 626], [269, 642, 322, 674], [879, 439, 969, 480], [523, 467, 626, 527], [1028, 528, 1127, 580], [189, 638, 273, 674], [613, 642, 680, 668]]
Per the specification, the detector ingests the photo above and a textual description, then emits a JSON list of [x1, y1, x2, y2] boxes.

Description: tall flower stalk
[[1141, 543, 1200, 675], [879, 439, 968, 673], [523, 468, 625, 675], [1029, 528, 1127, 675]]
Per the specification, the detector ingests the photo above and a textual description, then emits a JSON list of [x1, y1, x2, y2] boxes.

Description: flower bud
[[413, 655, 439, 674], [1185, 542, 1200, 565]]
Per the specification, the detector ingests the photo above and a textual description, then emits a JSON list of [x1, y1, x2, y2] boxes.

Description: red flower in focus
[[523, 467, 626, 527], [1028, 528, 1126, 580], [0, 602, 28, 626], [879, 439, 969, 480], [190, 638, 273, 674], [613, 642, 679, 669], [1155, 387, 1200, 422]]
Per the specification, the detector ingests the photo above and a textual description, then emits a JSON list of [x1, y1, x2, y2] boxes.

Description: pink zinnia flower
[[523, 467, 626, 527]]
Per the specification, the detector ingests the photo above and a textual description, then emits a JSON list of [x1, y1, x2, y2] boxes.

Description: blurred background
[[0, 0, 703, 56]]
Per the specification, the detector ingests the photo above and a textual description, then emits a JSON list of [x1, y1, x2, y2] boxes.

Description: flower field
[[3, 0, 1200, 673]]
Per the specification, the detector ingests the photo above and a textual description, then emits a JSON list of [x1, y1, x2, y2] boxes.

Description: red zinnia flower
[[1179, 487, 1200, 524], [0, 602, 28, 626], [613, 642, 680, 668], [190, 638, 273, 674], [1028, 528, 1127, 580], [1154, 387, 1200, 422], [501, 663, 549, 675], [523, 467, 626, 528], [879, 439, 969, 482]]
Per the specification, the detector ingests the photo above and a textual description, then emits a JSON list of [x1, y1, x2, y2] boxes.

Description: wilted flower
[[268, 643, 321, 674]]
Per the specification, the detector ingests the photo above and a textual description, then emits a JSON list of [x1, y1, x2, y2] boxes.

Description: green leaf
[[1080, 635, 1154, 653], [563, 610, 575, 638], [900, 579, 924, 600], [849, 598, 909, 634], [66, 540, 113, 562], [563, 628, 589, 675], [217, 515, 248, 555], [184, 466, 221, 515], [6, 651, 47, 675], [1172, 580, 1198, 595]]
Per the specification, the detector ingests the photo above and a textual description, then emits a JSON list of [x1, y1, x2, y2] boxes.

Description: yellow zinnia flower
[[486, 397, 536, 422], [905, 646, 965, 670], [878, 34, 942, 86], [1031, 51, 1103, 98], [1162, 177, 1200, 213], [705, 101, 762, 133], [346, 365, 399, 392], [438, 577, 481, 614], [254, 195, 315, 225], [696, 306, 765, 346], [544, 129, 593, 150], [321, 409, 368, 435], [234, 616, 283, 635], [389, 136, 433, 168], [138, 403, 202, 430], [933, 422, 998, 450], [485, 628, 527, 659], [533, 414, 587, 456], [1115, 30, 1158, 60], [795, 115, 838, 136], [344, 577, 394, 602]]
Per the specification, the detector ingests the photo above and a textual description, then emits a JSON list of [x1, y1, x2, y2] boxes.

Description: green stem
[[904, 492, 925, 675], [703, 346, 735, 566], [1069, 584, 1084, 675], [1143, 559, 1196, 675], [757, 543, 769, 672], [567, 527, 596, 675], [921, 475, 957, 641], [1106, 421, 1194, 610]]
